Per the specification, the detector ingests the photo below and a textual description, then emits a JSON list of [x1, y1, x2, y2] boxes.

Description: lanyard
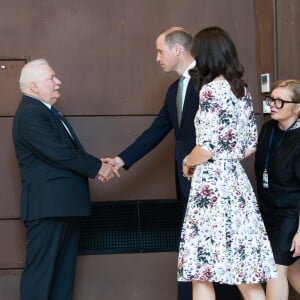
[[264, 119, 298, 170]]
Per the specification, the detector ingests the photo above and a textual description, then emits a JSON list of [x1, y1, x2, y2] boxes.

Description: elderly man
[[13, 58, 115, 300]]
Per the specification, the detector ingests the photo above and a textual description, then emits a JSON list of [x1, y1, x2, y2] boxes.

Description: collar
[[22, 93, 51, 110], [41, 101, 51, 110], [182, 60, 196, 79]]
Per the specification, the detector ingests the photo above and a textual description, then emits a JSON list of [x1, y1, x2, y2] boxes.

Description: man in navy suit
[[104, 27, 241, 300], [13, 59, 116, 300]]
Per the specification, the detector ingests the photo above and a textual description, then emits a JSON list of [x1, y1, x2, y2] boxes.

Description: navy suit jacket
[[119, 78, 199, 202], [13, 95, 101, 221]]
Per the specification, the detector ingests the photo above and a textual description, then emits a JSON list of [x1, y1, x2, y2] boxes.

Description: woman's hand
[[182, 145, 211, 180], [186, 145, 212, 166], [290, 232, 300, 257], [182, 162, 194, 181]]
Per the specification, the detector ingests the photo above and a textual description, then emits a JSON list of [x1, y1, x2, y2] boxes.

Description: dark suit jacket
[[13, 95, 101, 221], [119, 78, 199, 201]]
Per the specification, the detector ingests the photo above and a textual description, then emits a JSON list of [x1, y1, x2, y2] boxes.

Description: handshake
[[97, 156, 125, 182]]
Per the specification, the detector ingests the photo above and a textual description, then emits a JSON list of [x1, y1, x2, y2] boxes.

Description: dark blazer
[[119, 78, 199, 202], [13, 95, 101, 221]]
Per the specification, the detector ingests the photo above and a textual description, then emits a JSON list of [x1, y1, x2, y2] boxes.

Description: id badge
[[263, 169, 269, 189]]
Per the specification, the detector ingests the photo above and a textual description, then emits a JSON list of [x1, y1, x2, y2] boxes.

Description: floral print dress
[[177, 80, 277, 284]]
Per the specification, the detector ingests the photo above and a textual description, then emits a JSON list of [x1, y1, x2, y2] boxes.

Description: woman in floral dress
[[177, 27, 277, 300]]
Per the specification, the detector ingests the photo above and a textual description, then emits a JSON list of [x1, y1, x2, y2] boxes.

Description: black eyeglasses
[[265, 95, 299, 109]]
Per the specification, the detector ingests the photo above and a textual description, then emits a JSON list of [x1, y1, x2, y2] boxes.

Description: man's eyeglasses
[[265, 95, 299, 109]]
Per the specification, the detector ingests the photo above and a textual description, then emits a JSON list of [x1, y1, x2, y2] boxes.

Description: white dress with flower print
[[177, 80, 277, 284]]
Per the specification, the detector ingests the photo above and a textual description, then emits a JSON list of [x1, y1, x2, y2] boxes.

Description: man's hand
[[97, 161, 120, 182], [101, 156, 125, 170]]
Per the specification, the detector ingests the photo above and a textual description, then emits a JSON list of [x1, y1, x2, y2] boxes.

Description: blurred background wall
[[0, 0, 299, 299]]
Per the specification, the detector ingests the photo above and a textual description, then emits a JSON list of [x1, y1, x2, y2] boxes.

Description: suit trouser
[[20, 217, 80, 300]]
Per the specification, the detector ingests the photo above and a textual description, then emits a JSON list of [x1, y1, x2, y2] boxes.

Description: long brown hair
[[190, 26, 246, 98]]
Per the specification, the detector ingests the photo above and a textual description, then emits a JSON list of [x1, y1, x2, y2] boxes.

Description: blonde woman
[[255, 79, 300, 300]]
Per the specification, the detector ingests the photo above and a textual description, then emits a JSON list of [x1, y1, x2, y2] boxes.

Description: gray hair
[[19, 58, 49, 93]]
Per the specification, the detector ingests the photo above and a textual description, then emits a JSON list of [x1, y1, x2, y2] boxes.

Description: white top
[[180, 60, 196, 109]]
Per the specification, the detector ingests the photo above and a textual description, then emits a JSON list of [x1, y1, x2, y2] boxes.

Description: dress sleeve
[[196, 84, 257, 160], [242, 90, 258, 152], [195, 84, 219, 156]]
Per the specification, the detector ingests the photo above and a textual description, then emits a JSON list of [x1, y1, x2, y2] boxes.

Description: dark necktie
[[51, 106, 62, 119], [50, 107, 74, 140], [176, 76, 185, 125]]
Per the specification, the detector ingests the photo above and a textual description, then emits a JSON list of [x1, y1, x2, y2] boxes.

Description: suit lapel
[[22, 95, 82, 149], [59, 116, 84, 149]]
